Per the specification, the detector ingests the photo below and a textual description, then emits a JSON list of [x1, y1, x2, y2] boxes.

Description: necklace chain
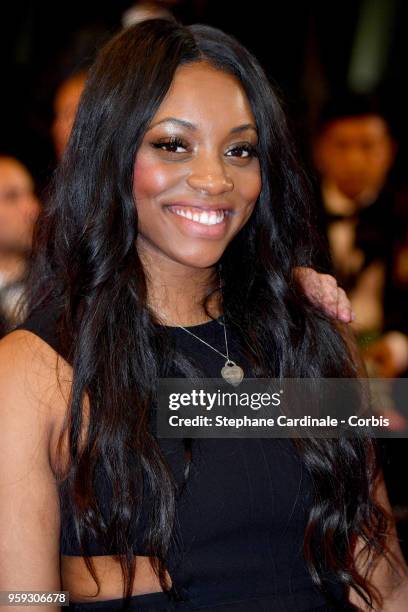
[[176, 316, 233, 363], [155, 265, 244, 384]]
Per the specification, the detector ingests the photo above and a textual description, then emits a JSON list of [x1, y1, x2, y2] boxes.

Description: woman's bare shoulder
[[0, 329, 75, 474], [0, 327, 73, 407]]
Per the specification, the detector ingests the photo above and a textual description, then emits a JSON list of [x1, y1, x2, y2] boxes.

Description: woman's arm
[[0, 331, 62, 612], [348, 470, 408, 611]]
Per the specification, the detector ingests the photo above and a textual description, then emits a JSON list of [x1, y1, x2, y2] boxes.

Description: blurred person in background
[[50, 1, 179, 160], [364, 189, 408, 379], [52, 70, 88, 160], [313, 93, 397, 337], [0, 156, 40, 333], [313, 94, 408, 378]]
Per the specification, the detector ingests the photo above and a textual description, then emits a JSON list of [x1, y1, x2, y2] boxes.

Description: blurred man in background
[[313, 94, 397, 337], [0, 156, 40, 333], [313, 94, 408, 380]]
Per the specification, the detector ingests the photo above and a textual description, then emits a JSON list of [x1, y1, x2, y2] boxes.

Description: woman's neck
[[138, 245, 222, 327]]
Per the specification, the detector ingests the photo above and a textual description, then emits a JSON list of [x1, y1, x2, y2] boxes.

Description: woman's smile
[[164, 201, 234, 238]]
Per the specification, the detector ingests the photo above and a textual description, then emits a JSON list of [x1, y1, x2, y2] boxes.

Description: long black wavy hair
[[22, 18, 398, 610]]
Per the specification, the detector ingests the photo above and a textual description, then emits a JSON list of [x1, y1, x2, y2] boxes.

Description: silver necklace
[[160, 268, 244, 386], [176, 316, 244, 386]]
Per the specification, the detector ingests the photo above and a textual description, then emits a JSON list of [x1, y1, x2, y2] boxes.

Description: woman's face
[[133, 61, 261, 269]]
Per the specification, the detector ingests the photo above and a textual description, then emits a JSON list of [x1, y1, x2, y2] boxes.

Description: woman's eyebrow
[[147, 117, 258, 134], [230, 123, 258, 135]]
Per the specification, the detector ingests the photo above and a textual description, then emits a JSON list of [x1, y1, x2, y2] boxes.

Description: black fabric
[[314, 185, 395, 289], [66, 592, 356, 612], [12, 306, 354, 611]]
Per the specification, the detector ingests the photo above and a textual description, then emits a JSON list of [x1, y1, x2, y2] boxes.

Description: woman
[[0, 19, 407, 612]]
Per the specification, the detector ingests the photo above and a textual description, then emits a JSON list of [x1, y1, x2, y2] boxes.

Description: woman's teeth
[[169, 207, 225, 226]]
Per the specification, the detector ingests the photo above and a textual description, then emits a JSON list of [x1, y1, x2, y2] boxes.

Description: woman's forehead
[[150, 61, 257, 133]]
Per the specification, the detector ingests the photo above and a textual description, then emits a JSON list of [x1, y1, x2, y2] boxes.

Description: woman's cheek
[[133, 155, 185, 199], [235, 165, 262, 206]]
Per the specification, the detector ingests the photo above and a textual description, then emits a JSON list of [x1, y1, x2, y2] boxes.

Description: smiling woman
[[0, 17, 407, 612]]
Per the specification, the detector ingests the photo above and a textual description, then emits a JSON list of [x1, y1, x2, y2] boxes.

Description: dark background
[[2, 0, 407, 186]]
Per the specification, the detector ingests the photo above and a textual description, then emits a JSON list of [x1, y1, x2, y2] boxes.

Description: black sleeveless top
[[13, 305, 355, 611]]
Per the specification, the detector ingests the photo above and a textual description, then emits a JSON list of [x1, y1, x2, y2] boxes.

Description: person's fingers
[[294, 269, 357, 323], [336, 287, 354, 323], [319, 274, 338, 316], [294, 267, 322, 300]]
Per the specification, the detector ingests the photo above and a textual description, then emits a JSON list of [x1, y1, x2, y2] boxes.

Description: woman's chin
[[156, 242, 224, 269], [175, 254, 223, 270]]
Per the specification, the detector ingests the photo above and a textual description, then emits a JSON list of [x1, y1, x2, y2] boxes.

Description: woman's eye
[[226, 144, 257, 159], [151, 137, 188, 153]]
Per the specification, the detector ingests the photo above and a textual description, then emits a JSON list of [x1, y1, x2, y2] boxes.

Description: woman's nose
[[186, 156, 234, 195]]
